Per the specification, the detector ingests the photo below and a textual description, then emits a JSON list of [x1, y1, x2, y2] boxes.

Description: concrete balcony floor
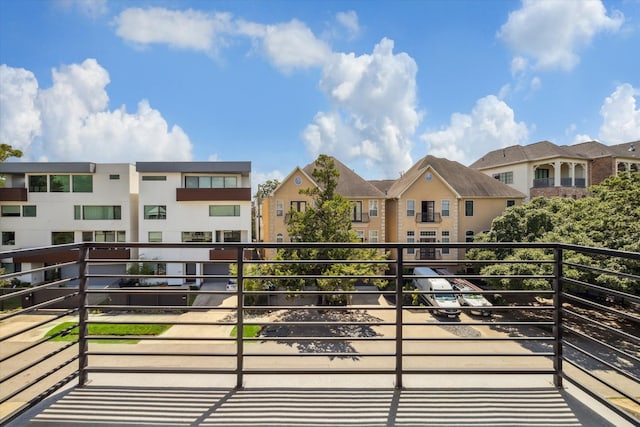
[[6, 373, 635, 427]]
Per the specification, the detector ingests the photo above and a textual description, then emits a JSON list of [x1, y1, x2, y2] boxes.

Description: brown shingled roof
[[388, 155, 525, 199], [302, 156, 386, 198], [470, 140, 586, 169]]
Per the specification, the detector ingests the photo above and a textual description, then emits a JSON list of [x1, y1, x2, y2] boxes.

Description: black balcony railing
[[1, 242, 638, 425], [533, 177, 553, 188], [415, 212, 442, 223]]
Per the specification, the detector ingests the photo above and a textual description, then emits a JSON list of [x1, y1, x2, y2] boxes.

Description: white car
[[226, 279, 237, 291], [452, 282, 492, 316]]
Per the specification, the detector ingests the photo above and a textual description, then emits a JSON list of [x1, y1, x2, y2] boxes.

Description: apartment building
[[135, 161, 252, 286], [385, 155, 525, 263], [261, 156, 387, 251], [0, 162, 138, 285], [470, 140, 639, 200]]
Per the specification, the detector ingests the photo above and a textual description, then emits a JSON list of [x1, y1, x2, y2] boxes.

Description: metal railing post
[[77, 244, 89, 387], [395, 246, 404, 389], [236, 245, 244, 389], [553, 245, 563, 388]]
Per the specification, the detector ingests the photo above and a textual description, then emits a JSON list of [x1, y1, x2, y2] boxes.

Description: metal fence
[[1, 242, 638, 425]]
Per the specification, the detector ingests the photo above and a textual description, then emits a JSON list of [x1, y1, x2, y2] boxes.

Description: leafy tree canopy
[[265, 154, 387, 304], [467, 173, 640, 293], [255, 179, 280, 199], [0, 144, 23, 162]]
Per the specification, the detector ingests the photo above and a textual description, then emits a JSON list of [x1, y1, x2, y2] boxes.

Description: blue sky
[[1, 0, 639, 188]]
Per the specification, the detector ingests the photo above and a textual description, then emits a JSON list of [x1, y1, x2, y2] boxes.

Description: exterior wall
[[393, 171, 458, 263], [1, 163, 137, 285], [590, 157, 615, 185], [137, 168, 251, 286], [266, 169, 315, 245], [479, 163, 530, 199], [530, 186, 589, 199]]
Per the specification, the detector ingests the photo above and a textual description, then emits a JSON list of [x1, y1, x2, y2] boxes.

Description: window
[[184, 175, 238, 188], [276, 200, 284, 217], [369, 230, 379, 243], [506, 200, 516, 207], [82, 206, 121, 220], [216, 230, 241, 242], [82, 232, 93, 242], [369, 200, 378, 217], [276, 233, 284, 243], [356, 230, 365, 242], [1, 205, 20, 217], [95, 231, 125, 242], [142, 175, 167, 181], [2, 231, 15, 245], [465, 230, 475, 243], [407, 231, 415, 255], [442, 231, 450, 254], [74, 205, 81, 220], [148, 231, 163, 242], [144, 205, 167, 220], [52, 232, 74, 245], [406, 200, 415, 217], [50, 175, 70, 192], [29, 175, 47, 192], [22, 205, 36, 217], [72, 175, 93, 192], [421, 201, 435, 222], [209, 205, 240, 216], [441, 200, 450, 217], [465, 200, 474, 216], [150, 263, 167, 275], [109, 174, 120, 180], [290, 201, 307, 212], [182, 231, 212, 242], [493, 171, 513, 184], [351, 201, 363, 222]]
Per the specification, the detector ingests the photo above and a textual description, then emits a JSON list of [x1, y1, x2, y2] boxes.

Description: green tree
[[0, 144, 23, 189], [255, 179, 280, 200], [467, 173, 640, 293], [266, 155, 387, 304]]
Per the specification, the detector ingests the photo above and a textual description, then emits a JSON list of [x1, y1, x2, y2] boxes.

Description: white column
[[554, 161, 561, 187]]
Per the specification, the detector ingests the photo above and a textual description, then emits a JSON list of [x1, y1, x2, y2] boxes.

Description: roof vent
[[629, 144, 636, 152]]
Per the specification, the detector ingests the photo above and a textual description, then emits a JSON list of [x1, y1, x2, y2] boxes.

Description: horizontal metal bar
[[84, 367, 237, 374], [563, 326, 640, 365], [561, 277, 640, 304], [562, 292, 640, 323], [0, 341, 77, 385], [563, 340, 640, 384], [563, 360, 640, 408], [86, 351, 237, 357], [0, 308, 77, 342], [562, 307, 640, 345]]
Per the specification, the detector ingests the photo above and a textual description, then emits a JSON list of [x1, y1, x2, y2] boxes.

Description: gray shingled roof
[[368, 179, 395, 195], [302, 157, 386, 198], [469, 140, 586, 169], [388, 155, 525, 199]]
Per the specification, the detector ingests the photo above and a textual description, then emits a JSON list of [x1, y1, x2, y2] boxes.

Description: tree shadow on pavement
[[259, 309, 383, 360]]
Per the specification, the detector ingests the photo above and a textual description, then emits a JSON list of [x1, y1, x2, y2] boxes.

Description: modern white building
[[135, 161, 252, 286], [0, 162, 138, 286]]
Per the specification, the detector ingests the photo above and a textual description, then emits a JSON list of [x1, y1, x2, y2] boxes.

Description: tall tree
[[266, 155, 387, 304], [0, 144, 23, 189], [467, 173, 640, 293]]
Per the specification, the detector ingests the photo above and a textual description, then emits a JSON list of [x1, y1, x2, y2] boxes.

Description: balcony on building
[[176, 187, 251, 201], [0, 187, 28, 202], [415, 212, 442, 224]]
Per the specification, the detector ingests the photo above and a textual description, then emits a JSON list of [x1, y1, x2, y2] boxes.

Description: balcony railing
[[415, 212, 442, 223], [1, 242, 638, 425], [533, 177, 553, 188], [352, 212, 370, 223]]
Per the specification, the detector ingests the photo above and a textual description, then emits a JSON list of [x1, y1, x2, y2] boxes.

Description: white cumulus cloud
[[0, 65, 41, 152], [498, 0, 623, 71], [303, 38, 421, 178], [0, 59, 192, 162], [422, 95, 529, 164], [115, 8, 232, 54], [599, 83, 640, 144]]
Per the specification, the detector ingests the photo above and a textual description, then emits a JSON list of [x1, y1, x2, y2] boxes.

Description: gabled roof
[[301, 156, 386, 198], [470, 140, 586, 169], [368, 179, 395, 195], [388, 155, 525, 199], [564, 140, 639, 160]]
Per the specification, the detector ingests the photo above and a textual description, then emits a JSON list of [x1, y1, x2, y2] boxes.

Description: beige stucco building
[[260, 155, 525, 267], [261, 157, 387, 256]]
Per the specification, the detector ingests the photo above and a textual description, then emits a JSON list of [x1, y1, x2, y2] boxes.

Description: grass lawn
[[45, 322, 172, 344], [230, 324, 262, 340]]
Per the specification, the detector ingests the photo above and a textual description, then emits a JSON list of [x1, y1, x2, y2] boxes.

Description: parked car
[[226, 279, 237, 291], [413, 267, 461, 318], [451, 281, 492, 316]]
